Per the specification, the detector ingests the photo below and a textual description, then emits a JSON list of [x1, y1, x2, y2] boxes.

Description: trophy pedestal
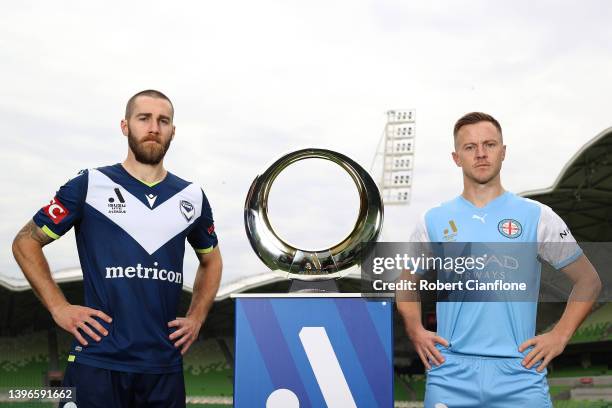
[[232, 293, 394, 408], [288, 279, 339, 293]]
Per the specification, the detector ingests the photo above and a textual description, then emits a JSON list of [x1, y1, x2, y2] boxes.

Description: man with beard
[[12, 90, 223, 407], [397, 112, 601, 407]]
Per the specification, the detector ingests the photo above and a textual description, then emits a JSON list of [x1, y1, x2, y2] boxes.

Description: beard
[[128, 130, 172, 165]]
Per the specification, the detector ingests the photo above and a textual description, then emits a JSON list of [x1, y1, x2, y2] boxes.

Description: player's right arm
[[396, 270, 448, 369], [12, 220, 111, 346], [12, 171, 111, 346], [13, 220, 64, 310], [396, 215, 448, 369]]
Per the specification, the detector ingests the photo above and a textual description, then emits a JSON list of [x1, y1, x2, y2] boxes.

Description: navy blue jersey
[[33, 164, 218, 373]]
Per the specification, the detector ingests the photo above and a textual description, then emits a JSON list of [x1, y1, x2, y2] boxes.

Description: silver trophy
[[244, 148, 384, 291]]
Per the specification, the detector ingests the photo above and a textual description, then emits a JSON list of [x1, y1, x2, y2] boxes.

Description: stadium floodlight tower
[[378, 109, 416, 205]]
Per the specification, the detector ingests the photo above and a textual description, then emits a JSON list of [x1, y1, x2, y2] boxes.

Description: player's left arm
[[519, 254, 601, 371], [168, 246, 223, 355]]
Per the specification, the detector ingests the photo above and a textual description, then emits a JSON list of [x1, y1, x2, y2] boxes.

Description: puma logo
[[472, 214, 487, 224]]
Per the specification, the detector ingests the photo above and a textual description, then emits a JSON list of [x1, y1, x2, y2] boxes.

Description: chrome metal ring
[[244, 148, 384, 281]]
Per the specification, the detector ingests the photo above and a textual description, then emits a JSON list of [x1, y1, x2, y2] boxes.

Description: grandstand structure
[[1, 127, 611, 405], [520, 127, 612, 386]]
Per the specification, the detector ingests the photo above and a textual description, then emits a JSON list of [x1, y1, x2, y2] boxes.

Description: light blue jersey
[[412, 192, 582, 407], [412, 191, 582, 358]]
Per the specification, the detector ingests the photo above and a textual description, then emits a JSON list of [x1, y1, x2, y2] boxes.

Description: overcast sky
[[2, 0, 611, 288]]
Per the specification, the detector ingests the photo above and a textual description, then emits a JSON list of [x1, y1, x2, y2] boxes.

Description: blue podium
[[233, 294, 394, 408]]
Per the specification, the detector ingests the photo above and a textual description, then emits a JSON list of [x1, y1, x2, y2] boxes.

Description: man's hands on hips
[[519, 330, 569, 372], [408, 326, 449, 370], [168, 316, 203, 355], [51, 303, 112, 346], [170, 246, 221, 356]]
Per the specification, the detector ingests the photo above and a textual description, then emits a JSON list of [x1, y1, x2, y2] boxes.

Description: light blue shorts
[[424, 350, 552, 408]]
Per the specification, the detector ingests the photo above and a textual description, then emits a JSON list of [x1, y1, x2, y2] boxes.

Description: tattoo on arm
[[16, 220, 55, 246]]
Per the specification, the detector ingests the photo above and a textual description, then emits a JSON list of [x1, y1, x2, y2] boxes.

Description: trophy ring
[[244, 148, 384, 281]]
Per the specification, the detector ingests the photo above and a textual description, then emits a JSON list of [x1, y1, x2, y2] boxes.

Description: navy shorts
[[59, 362, 186, 408]]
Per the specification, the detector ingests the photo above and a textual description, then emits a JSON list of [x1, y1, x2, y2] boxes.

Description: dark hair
[[125, 89, 174, 119], [453, 112, 502, 138]]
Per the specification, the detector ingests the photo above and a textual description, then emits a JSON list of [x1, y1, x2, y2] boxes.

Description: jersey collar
[[116, 163, 168, 188], [457, 191, 511, 211]]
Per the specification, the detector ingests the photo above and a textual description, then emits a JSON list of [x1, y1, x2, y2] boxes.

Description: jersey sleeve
[[187, 189, 218, 254], [32, 170, 88, 240], [409, 214, 431, 243], [537, 203, 583, 269], [409, 213, 433, 275]]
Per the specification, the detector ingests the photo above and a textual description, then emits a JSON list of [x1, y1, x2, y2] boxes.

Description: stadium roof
[[520, 126, 612, 241], [0, 267, 83, 292]]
